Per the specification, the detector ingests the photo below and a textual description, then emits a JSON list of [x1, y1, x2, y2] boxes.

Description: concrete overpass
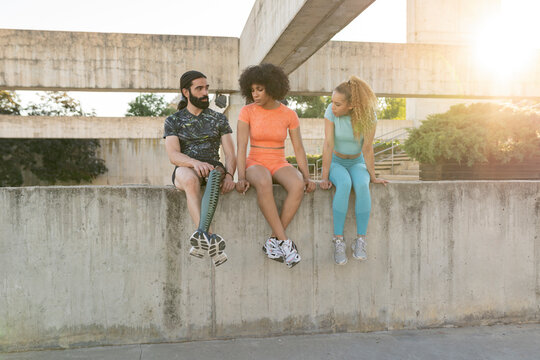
[[1, 0, 539, 98], [1, 29, 539, 98]]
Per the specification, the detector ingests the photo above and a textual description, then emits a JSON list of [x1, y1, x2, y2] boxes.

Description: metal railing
[[373, 128, 411, 174], [291, 127, 412, 180]]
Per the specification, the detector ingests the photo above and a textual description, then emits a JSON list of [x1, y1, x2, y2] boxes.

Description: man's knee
[[177, 174, 201, 192]]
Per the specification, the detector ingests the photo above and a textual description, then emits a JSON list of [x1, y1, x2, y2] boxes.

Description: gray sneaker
[[333, 237, 347, 265], [352, 237, 367, 260]]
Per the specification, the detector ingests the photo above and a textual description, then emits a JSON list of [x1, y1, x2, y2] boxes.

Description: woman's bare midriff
[[333, 150, 362, 159]]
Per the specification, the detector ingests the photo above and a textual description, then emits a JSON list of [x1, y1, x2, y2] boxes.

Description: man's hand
[[319, 179, 333, 190], [220, 174, 235, 194], [192, 160, 214, 178], [236, 179, 250, 194]]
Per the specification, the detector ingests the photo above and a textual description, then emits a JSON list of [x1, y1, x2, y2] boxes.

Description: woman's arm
[[320, 118, 335, 190], [362, 128, 389, 186], [236, 120, 251, 193], [289, 127, 316, 193]]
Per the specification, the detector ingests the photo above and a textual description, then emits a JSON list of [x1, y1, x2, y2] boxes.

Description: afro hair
[[238, 63, 290, 102]]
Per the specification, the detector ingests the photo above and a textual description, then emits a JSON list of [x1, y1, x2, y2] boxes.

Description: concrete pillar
[[406, 0, 502, 125], [223, 93, 245, 179]]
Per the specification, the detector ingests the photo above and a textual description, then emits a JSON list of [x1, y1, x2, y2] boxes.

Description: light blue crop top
[[325, 104, 376, 155]]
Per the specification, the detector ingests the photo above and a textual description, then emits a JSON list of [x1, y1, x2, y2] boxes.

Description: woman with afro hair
[[236, 63, 316, 269], [319, 76, 388, 265]]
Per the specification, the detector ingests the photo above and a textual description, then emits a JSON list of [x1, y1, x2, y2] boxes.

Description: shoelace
[[335, 240, 346, 253], [355, 238, 366, 251], [266, 238, 283, 255]]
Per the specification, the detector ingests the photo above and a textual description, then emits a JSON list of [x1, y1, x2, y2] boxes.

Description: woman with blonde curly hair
[[319, 76, 388, 265]]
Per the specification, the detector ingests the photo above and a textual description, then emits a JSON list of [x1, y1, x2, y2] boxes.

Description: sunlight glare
[[474, 15, 534, 79]]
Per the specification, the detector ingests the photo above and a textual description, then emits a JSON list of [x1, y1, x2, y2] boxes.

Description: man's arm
[[219, 133, 236, 194], [220, 133, 236, 177], [165, 136, 214, 177]]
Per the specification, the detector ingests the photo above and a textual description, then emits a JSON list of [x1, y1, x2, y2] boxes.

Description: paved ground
[[2, 323, 540, 360]]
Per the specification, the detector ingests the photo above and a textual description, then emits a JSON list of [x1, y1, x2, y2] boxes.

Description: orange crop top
[[238, 103, 299, 147]]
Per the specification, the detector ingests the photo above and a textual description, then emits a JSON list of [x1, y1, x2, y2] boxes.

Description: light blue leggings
[[329, 153, 371, 236]]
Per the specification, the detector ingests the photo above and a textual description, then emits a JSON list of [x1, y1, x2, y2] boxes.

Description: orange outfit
[[239, 103, 300, 175]]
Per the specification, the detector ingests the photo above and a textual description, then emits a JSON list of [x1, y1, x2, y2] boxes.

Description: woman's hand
[[371, 178, 389, 186], [236, 179, 250, 194], [319, 179, 333, 190], [304, 178, 316, 193]]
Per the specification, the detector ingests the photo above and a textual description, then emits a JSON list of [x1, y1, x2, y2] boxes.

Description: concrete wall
[[406, 0, 503, 123], [1, 182, 539, 352], [3, 29, 539, 98], [407, 0, 501, 45], [1, 116, 412, 186], [0, 29, 239, 92], [289, 41, 540, 98]]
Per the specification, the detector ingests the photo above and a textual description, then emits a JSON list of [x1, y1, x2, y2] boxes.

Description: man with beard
[[164, 70, 236, 266]]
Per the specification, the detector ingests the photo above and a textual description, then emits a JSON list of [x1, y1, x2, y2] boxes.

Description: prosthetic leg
[[189, 169, 227, 266]]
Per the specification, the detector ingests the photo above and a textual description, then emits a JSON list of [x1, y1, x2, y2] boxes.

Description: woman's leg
[[348, 161, 371, 236], [246, 165, 287, 240], [328, 160, 352, 236], [272, 166, 305, 231]]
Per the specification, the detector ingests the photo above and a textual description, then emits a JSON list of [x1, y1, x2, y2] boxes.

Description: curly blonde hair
[[334, 76, 377, 141]]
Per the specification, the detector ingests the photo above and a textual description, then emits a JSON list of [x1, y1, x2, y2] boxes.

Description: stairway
[[375, 152, 419, 181]]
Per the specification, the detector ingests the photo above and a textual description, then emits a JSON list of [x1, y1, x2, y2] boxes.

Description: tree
[[0, 91, 107, 187], [286, 95, 331, 118], [0, 90, 21, 115], [125, 93, 175, 117], [377, 97, 406, 120]]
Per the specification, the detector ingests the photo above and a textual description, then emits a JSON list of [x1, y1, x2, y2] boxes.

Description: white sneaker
[[189, 230, 209, 258], [333, 237, 348, 265], [262, 237, 284, 262], [279, 239, 301, 268], [352, 236, 367, 260], [208, 233, 228, 266]]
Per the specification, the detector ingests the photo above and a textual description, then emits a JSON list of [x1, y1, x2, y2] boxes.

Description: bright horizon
[[1, 0, 538, 116]]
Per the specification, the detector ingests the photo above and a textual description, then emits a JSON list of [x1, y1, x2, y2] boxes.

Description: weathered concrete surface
[[2, 29, 539, 98], [0, 29, 239, 92], [240, 0, 374, 74], [0, 116, 163, 139], [289, 41, 540, 98], [1, 182, 539, 352], [406, 0, 503, 124], [2, 324, 540, 359], [407, 0, 500, 45]]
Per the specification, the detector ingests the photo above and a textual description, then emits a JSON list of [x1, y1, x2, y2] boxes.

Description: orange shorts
[[246, 147, 293, 175]]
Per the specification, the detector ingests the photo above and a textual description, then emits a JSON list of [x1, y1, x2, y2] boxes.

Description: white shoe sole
[[189, 231, 209, 258]]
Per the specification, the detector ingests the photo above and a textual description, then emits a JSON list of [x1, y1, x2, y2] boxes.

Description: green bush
[[403, 103, 540, 166]]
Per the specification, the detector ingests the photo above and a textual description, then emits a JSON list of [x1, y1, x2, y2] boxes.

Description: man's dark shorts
[[171, 160, 226, 186]]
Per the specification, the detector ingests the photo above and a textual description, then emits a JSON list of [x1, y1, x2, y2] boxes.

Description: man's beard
[[188, 90, 210, 109]]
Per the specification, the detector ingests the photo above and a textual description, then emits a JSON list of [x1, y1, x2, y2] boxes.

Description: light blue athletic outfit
[[325, 104, 375, 236]]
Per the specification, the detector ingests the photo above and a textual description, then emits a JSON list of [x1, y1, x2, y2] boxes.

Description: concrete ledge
[[0, 115, 163, 139], [1, 182, 539, 351], [0, 29, 239, 92]]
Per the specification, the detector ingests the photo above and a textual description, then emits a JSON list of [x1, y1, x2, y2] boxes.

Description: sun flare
[[474, 1, 539, 79]]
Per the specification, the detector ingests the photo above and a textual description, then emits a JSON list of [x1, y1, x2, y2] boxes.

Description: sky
[[1, 0, 538, 116]]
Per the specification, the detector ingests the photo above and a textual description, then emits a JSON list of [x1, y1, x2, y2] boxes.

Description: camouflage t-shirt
[[163, 108, 232, 163]]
